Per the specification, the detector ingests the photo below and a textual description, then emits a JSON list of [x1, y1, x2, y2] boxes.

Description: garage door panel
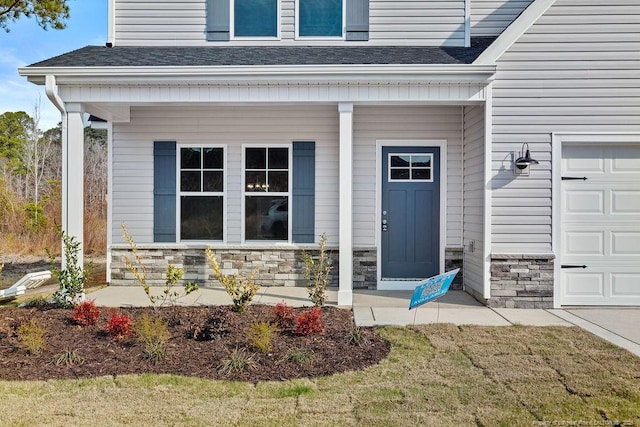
[[561, 141, 640, 306], [563, 231, 604, 256], [563, 146, 605, 174], [563, 190, 604, 214], [612, 273, 640, 297], [563, 272, 604, 298], [611, 232, 640, 255], [611, 190, 640, 214], [611, 146, 640, 172]]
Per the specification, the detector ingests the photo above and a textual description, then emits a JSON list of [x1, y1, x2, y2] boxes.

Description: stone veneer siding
[[489, 254, 555, 308], [110, 246, 464, 290]]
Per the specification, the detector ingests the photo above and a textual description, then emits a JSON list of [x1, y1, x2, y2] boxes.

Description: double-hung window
[[244, 146, 290, 241], [178, 145, 225, 241], [234, 0, 278, 37], [297, 0, 343, 38]]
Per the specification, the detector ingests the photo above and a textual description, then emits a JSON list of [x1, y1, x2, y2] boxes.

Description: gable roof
[[28, 38, 496, 68], [474, 0, 556, 64]]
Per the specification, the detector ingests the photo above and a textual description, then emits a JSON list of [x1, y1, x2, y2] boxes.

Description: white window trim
[[231, 0, 281, 41], [294, 0, 346, 40], [387, 152, 434, 183], [176, 143, 227, 243], [241, 143, 293, 244]]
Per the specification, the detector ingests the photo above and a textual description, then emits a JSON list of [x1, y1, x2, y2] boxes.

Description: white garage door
[[561, 144, 640, 305]]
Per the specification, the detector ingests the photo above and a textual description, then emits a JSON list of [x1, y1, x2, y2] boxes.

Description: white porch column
[[62, 103, 85, 268], [338, 103, 353, 306]]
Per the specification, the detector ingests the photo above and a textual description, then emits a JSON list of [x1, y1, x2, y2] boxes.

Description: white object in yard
[[0, 270, 52, 300]]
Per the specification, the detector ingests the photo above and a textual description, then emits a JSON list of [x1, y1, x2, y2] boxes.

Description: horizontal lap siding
[[115, 0, 466, 46], [352, 105, 463, 248], [115, 0, 295, 45], [112, 105, 338, 245], [463, 105, 484, 294], [491, 0, 640, 253], [471, 0, 533, 37], [369, 0, 466, 45]]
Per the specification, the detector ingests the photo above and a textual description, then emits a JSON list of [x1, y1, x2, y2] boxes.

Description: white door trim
[[375, 139, 447, 290], [552, 132, 640, 308]]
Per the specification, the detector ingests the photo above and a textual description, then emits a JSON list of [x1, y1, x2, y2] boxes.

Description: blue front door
[[381, 146, 440, 279]]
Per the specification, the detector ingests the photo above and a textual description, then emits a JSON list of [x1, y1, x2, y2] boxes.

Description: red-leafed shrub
[[272, 301, 295, 329], [294, 307, 324, 336], [104, 311, 134, 339], [72, 300, 100, 327]]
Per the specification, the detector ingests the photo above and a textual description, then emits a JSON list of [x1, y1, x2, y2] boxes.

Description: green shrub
[[16, 319, 46, 355], [246, 321, 278, 353], [303, 233, 332, 307], [218, 348, 256, 375], [206, 247, 259, 313], [122, 223, 199, 309], [49, 229, 87, 308], [280, 349, 315, 366], [134, 313, 170, 363], [24, 202, 47, 232]]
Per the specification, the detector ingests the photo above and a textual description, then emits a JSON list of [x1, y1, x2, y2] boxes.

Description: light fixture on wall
[[514, 143, 539, 170]]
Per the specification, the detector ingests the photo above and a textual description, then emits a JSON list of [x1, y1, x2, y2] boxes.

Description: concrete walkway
[[87, 286, 640, 357]]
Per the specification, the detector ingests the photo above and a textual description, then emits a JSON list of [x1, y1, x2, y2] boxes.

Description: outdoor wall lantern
[[514, 143, 539, 170]]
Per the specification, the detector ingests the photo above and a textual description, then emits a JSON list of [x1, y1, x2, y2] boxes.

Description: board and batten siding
[[490, 0, 640, 253], [111, 105, 339, 245], [114, 0, 466, 46], [462, 104, 485, 294], [471, 0, 533, 37], [352, 105, 463, 249]]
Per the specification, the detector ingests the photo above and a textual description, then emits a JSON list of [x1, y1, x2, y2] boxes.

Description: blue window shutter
[[292, 142, 315, 243], [346, 0, 369, 41], [154, 141, 176, 242], [207, 0, 230, 41]]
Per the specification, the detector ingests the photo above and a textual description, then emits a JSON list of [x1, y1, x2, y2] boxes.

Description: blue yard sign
[[409, 269, 460, 310]]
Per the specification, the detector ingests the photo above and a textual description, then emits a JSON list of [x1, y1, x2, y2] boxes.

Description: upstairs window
[[234, 0, 278, 37], [298, 0, 343, 37]]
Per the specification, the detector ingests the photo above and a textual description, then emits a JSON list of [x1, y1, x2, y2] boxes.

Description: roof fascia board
[[473, 0, 556, 65], [20, 64, 496, 85]]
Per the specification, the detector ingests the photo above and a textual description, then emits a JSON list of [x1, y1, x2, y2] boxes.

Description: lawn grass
[[0, 324, 638, 426]]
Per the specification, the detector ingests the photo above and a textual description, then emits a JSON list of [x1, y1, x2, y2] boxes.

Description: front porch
[[29, 65, 494, 307]]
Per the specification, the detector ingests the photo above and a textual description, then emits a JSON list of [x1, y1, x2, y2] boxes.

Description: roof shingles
[[28, 38, 495, 68]]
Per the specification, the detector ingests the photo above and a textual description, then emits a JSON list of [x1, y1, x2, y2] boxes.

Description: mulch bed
[[0, 305, 390, 382]]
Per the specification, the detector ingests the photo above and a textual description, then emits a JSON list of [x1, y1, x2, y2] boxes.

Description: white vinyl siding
[[490, 0, 640, 253], [471, 0, 533, 37], [462, 104, 485, 294], [114, 0, 466, 46], [369, 0, 465, 46], [111, 105, 338, 245], [352, 105, 463, 248]]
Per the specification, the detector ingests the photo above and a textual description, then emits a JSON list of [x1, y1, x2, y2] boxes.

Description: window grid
[[388, 153, 434, 182], [243, 146, 291, 242], [178, 145, 225, 242]]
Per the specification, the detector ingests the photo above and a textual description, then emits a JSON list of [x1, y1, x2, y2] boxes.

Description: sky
[[0, 0, 107, 130]]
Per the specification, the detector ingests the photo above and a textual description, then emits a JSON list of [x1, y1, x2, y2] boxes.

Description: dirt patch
[[0, 305, 389, 382]]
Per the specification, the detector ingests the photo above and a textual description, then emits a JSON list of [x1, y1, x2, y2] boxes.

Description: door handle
[[382, 219, 387, 232]]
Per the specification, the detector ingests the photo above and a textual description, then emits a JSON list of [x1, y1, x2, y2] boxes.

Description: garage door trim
[[552, 132, 640, 308]]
